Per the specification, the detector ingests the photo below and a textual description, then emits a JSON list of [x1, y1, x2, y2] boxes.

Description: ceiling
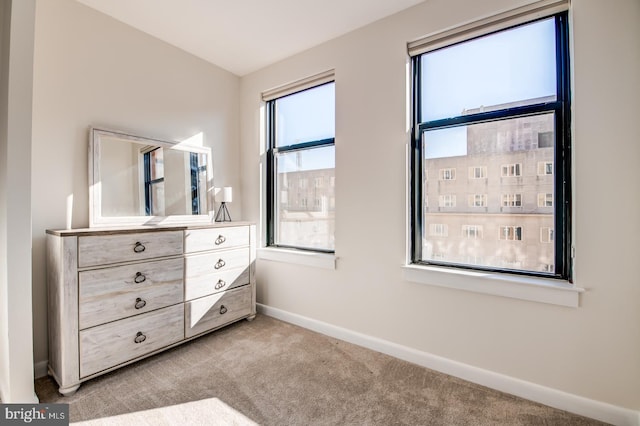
[[76, 0, 425, 76]]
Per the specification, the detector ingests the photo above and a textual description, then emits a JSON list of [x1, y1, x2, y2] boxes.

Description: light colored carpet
[[71, 397, 258, 426], [36, 315, 606, 425]]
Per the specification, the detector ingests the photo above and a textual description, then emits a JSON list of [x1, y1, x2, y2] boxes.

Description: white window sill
[[257, 247, 336, 270], [402, 264, 583, 307]]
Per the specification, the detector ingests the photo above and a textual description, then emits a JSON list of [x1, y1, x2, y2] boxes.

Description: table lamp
[[214, 187, 232, 222]]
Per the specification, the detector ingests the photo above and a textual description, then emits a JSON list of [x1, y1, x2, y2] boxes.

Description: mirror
[[89, 128, 213, 227]]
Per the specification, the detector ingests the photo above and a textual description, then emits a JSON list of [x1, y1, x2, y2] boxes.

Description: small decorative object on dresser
[[214, 186, 233, 222], [46, 223, 256, 396]]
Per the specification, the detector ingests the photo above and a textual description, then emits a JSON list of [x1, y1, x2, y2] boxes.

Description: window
[[469, 166, 487, 179], [468, 194, 487, 207], [538, 193, 553, 207], [265, 76, 335, 252], [501, 193, 522, 207], [189, 152, 208, 215], [143, 148, 165, 216], [429, 223, 448, 237], [499, 226, 523, 241], [410, 11, 571, 278], [438, 194, 456, 207], [540, 227, 554, 243], [462, 225, 483, 239], [538, 131, 553, 148], [440, 168, 456, 180], [538, 161, 553, 175], [501, 163, 522, 177]]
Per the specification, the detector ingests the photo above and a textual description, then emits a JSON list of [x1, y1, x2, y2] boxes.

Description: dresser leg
[[58, 384, 80, 397], [246, 315, 256, 322]]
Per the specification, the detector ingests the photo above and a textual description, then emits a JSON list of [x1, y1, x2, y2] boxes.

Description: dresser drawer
[[184, 226, 249, 253], [185, 266, 249, 301], [79, 258, 184, 329], [79, 304, 184, 378], [184, 248, 249, 300], [78, 231, 183, 268], [185, 286, 252, 338]]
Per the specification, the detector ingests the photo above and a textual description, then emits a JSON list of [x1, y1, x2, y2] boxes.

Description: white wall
[[240, 0, 640, 412], [31, 0, 241, 369], [0, 0, 37, 403]]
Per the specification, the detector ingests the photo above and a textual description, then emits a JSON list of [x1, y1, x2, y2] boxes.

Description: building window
[[538, 131, 553, 148], [538, 161, 553, 175], [189, 152, 208, 215], [499, 226, 523, 241], [143, 147, 165, 216], [468, 194, 487, 207], [462, 225, 483, 239], [410, 11, 571, 278], [501, 163, 522, 177], [501, 193, 522, 207], [429, 223, 448, 237], [469, 166, 487, 179], [538, 193, 553, 207], [265, 77, 335, 252], [438, 194, 456, 207], [541, 263, 554, 273], [540, 227, 554, 243], [439, 168, 456, 180]]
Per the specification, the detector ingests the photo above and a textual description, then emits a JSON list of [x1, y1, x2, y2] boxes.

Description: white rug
[[72, 398, 259, 426]]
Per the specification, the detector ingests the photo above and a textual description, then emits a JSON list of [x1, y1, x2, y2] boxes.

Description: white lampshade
[[214, 187, 232, 203]]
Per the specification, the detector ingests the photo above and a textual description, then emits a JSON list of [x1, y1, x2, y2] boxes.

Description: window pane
[[420, 18, 556, 122], [275, 145, 335, 250], [275, 83, 335, 147], [422, 113, 555, 273], [150, 182, 165, 216], [150, 148, 164, 180]]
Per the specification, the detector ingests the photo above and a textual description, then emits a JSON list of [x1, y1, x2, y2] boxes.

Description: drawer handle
[[133, 242, 146, 253], [134, 297, 147, 309], [215, 235, 226, 245], [215, 279, 226, 290], [134, 272, 146, 284], [134, 331, 147, 344], [214, 259, 226, 269], [219, 305, 228, 315]]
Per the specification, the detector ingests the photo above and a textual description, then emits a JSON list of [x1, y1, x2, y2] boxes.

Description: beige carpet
[[36, 315, 606, 425], [71, 398, 258, 426]]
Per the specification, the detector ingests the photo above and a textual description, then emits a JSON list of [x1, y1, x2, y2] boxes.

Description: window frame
[[143, 147, 165, 216], [410, 12, 572, 280], [265, 81, 336, 254]]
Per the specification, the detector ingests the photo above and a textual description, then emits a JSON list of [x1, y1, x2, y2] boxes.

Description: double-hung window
[[410, 5, 571, 278], [264, 73, 335, 252], [143, 148, 165, 216]]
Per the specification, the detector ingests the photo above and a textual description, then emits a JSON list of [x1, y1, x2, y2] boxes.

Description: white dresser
[[46, 223, 256, 396]]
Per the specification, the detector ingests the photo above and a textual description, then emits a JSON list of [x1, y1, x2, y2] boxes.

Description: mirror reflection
[[91, 128, 212, 226]]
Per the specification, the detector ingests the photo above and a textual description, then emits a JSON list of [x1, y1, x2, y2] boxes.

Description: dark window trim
[[410, 12, 572, 280], [265, 82, 336, 253], [189, 152, 207, 215], [143, 148, 164, 216]]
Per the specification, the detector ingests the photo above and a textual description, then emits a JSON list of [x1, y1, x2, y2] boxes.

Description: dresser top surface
[[46, 222, 254, 237]]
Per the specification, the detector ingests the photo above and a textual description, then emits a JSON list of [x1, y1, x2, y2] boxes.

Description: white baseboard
[[34, 360, 48, 379], [257, 303, 640, 426]]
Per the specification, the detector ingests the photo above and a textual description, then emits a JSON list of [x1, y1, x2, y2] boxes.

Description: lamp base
[[214, 202, 232, 222]]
